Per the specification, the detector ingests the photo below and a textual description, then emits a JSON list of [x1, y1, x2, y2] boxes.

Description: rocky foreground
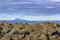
[[0, 22, 60, 40]]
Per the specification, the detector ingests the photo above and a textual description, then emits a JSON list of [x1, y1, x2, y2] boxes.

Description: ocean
[[0, 21, 60, 24]]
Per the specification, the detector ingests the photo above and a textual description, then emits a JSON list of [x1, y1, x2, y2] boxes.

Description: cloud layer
[[0, 0, 60, 20]]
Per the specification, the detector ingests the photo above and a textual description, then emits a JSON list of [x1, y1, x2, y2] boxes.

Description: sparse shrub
[[19, 28, 23, 30], [29, 39, 31, 40], [0, 27, 3, 31], [53, 26, 56, 29], [13, 31, 19, 35], [9, 37, 14, 40], [9, 24, 12, 26], [23, 31, 30, 35], [51, 31, 60, 37], [6, 30, 11, 33], [21, 31, 30, 39], [0, 31, 2, 36], [8, 26, 13, 29], [31, 29, 35, 32], [56, 24, 60, 27], [46, 32, 50, 40]]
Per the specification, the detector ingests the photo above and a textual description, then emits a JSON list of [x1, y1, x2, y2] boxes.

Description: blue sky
[[0, 0, 60, 21]]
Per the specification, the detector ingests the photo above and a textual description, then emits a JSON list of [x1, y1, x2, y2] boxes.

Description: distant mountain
[[0, 18, 27, 23], [6, 18, 28, 23], [14, 18, 26, 21], [0, 18, 60, 24]]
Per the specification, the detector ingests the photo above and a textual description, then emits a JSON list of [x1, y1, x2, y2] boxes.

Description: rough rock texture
[[0, 22, 60, 40]]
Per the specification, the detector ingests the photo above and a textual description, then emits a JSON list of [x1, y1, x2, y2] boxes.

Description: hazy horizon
[[0, 0, 60, 21]]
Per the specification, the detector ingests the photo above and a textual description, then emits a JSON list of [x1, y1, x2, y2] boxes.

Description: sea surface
[[0, 20, 60, 24]]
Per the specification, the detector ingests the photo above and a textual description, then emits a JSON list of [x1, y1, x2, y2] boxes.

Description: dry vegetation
[[0, 21, 60, 40]]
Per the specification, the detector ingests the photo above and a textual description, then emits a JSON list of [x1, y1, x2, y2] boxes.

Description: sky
[[0, 0, 60, 21]]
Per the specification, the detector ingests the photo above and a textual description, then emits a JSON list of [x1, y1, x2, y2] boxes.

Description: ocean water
[[4, 21, 60, 24], [0, 20, 60, 24]]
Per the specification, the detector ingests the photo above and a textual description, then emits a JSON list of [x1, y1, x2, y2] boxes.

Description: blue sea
[[0, 21, 60, 24]]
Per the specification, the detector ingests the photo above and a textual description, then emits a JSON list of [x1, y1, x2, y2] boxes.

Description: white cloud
[[18, 14, 60, 21], [45, 6, 54, 8], [0, 2, 31, 5], [0, 13, 60, 21], [49, 0, 60, 2], [9, 2, 31, 4], [0, 13, 18, 20]]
